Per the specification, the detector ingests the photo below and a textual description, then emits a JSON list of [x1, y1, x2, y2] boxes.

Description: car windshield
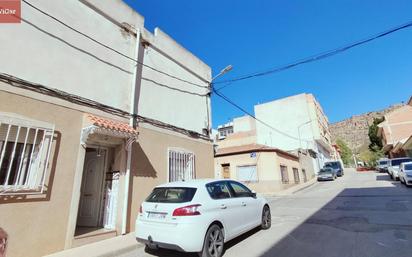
[[405, 164, 412, 170], [325, 162, 339, 168], [379, 160, 388, 165], [390, 158, 412, 167], [146, 187, 197, 203]]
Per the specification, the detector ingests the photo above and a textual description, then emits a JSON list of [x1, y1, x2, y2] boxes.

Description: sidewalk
[[260, 177, 318, 198], [45, 178, 317, 257], [44, 233, 142, 257]]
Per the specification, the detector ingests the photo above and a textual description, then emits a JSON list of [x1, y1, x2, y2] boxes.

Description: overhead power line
[[22, 0, 208, 89], [212, 88, 308, 142], [214, 19, 412, 89]]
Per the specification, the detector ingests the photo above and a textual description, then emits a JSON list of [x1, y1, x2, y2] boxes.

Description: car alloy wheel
[[200, 225, 224, 257], [261, 205, 271, 230]]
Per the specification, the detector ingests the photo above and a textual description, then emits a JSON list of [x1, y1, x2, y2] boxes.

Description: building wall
[[233, 116, 256, 132], [214, 151, 302, 194], [217, 131, 256, 148], [128, 125, 214, 231], [0, 0, 141, 112], [0, 0, 212, 135], [138, 28, 211, 135], [381, 105, 412, 145], [255, 93, 318, 151], [0, 91, 84, 257]]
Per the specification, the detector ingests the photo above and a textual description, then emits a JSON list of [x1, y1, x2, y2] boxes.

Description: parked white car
[[399, 162, 412, 186], [388, 157, 412, 180], [135, 179, 271, 257]]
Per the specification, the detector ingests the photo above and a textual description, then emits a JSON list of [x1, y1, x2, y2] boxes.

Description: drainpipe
[[121, 29, 142, 235], [122, 140, 133, 235]]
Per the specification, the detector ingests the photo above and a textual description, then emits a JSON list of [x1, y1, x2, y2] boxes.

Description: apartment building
[[0, 1, 213, 257], [254, 93, 333, 171], [215, 116, 315, 193]]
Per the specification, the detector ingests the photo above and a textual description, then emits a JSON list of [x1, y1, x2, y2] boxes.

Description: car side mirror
[[250, 190, 257, 198]]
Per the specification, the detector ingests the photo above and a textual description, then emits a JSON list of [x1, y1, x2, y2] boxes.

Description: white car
[[399, 162, 412, 186], [135, 179, 271, 257], [388, 157, 412, 180]]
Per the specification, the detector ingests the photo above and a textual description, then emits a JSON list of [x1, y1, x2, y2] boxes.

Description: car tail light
[[139, 205, 143, 214], [172, 204, 201, 216]]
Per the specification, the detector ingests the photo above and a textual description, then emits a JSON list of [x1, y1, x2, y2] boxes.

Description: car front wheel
[[261, 205, 271, 230], [199, 224, 224, 257]]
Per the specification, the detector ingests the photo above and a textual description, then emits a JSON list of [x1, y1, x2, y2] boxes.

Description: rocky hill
[[329, 104, 404, 153]]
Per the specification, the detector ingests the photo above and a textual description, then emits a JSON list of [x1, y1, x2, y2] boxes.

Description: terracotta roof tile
[[87, 114, 138, 135]]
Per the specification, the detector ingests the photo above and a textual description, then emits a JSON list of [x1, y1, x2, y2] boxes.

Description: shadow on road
[[376, 174, 393, 181], [144, 227, 261, 257], [258, 184, 412, 257]]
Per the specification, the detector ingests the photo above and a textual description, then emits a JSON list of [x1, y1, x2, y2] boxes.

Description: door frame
[[77, 145, 109, 228]]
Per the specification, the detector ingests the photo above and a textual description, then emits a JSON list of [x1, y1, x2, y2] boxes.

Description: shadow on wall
[[259, 181, 412, 257], [130, 143, 157, 178], [0, 131, 61, 204]]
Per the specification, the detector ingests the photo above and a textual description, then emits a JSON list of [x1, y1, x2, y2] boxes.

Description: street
[[125, 168, 412, 257]]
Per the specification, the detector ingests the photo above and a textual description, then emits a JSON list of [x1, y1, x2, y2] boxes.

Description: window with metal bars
[[168, 149, 195, 182], [280, 165, 289, 184], [293, 168, 300, 184], [0, 113, 54, 195]]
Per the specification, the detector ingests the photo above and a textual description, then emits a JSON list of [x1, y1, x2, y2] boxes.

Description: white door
[[77, 150, 106, 227]]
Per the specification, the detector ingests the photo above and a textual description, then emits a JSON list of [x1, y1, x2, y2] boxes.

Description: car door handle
[[241, 202, 247, 207], [220, 204, 227, 209]]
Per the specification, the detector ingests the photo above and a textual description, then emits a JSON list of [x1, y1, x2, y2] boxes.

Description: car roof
[[155, 178, 235, 188], [401, 161, 412, 166], [390, 157, 412, 160]]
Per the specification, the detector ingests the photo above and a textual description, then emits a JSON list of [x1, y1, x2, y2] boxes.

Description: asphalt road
[[123, 169, 412, 257]]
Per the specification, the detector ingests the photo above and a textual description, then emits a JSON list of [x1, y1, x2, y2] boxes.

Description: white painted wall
[[0, 0, 212, 135], [138, 28, 211, 134], [0, 0, 142, 112], [255, 94, 317, 151], [233, 116, 256, 132]]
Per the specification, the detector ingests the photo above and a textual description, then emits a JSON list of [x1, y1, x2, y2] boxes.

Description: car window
[[146, 187, 197, 203], [228, 181, 252, 197], [206, 182, 231, 199], [390, 158, 412, 166], [405, 164, 412, 170]]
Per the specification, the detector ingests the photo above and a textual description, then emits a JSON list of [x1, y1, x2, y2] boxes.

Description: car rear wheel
[[199, 224, 224, 257], [261, 205, 271, 230]]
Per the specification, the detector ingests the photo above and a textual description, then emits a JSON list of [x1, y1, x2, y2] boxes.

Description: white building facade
[[0, 1, 214, 257], [254, 93, 333, 171]]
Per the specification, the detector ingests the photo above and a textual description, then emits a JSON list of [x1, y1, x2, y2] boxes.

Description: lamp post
[[206, 65, 233, 136], [298, 120, 312, 149], [211, 65, 233, 84]]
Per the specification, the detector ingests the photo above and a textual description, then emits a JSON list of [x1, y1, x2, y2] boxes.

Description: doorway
[[77, 148, 107, 228]]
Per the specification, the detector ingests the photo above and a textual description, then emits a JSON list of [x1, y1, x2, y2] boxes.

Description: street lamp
[[298, 120, 312, 149], [211, 65, 233, 83]]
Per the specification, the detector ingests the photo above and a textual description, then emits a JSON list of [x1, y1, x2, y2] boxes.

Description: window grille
[[0, 113, 54, 195], [280, 165, 289, 184], [293, 168, 300, 184], [168, 149, 195, 182]]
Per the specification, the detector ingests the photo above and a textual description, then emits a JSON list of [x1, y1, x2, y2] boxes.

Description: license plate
[[148, 212, 167, 219]]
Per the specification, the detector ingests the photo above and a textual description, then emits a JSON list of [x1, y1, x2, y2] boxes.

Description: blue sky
[[125, 0, 412, 126]]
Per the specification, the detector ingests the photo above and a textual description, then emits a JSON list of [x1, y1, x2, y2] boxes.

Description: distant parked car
[[376, 159, 389, 173], [324, 161, 344, 176], [399, 162, 412, 186], [388, 157, 412, 180], [135, 179, 271, 257], [317, 167, 337, 181]]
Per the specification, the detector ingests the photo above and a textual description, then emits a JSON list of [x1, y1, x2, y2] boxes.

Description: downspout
[[121, 29, 142, 235]]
